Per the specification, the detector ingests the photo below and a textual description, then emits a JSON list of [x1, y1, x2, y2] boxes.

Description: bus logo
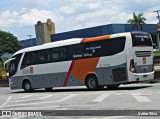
[[142, 57, 146, 64], [30, 67, 34, 73]]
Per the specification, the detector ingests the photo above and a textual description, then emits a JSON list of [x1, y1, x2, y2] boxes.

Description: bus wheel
[[86, 75, 99, 91], [45, 88, 53, 91], [106, 84, 120, 90], [23, 80, 33, 92]]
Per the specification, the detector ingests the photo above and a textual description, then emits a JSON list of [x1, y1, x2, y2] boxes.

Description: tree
[[127, 12, 146, 31], [0, 30, 23, 59]]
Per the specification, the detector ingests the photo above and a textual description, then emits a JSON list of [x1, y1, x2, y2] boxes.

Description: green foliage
[[0, 30, 23, 58], [154, 52, 160, 56], [0, 60, 3, 68], [127, 12, 146, 31], [0, 58, 7, 68]]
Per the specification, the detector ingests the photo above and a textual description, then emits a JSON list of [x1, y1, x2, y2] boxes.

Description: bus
[[5, 31, 154, 92]]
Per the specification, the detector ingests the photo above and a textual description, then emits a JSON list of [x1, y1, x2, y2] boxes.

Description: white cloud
[[59, 6, 75, 15], [0, 8, 64, 28], [11, 0, 54, 7], [88, 2, 101, 10], [0, 0, 159, 40]]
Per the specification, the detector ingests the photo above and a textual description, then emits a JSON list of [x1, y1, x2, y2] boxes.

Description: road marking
[[114, 93, 124, 96], [57, 94, 77, 102], [131, 93, 152, 102], [6, 105, 60, 110], [39, 94, 54, 99], [92, 93, 110, 102], [0, 96, 12, 109], [10, 94, 55, 103], [4, 94, 77, 108], [12, 95, 31, 100], [140, 93, 151, 96]]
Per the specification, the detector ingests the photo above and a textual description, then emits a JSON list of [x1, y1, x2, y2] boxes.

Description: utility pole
[[153, 10, 160, 50], [153, 10, 160, 22], [27, 35, 32, 47]]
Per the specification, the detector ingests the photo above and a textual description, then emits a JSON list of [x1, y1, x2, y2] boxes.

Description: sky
[[0, 0, 159, 40]]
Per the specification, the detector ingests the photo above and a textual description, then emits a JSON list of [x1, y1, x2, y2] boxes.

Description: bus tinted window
[[20, 37, 126, 66], [36, 50, 50, 64], [84, 37, 126, 57], [67, 44, 84, 60], [21, 52, 36, 69], [50, 48, 66, 62], [132, 33, 152, 47], [67, 37, 126, 60], [9, 53, 22, 76]]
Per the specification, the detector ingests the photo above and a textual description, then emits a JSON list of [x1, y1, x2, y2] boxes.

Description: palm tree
[[127, 12, 146, 31]]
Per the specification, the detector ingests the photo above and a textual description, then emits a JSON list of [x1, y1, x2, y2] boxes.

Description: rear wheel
[[23, 80, 33, 92], [86, 75, 100, 91], [45, 88, 53, 91], [107, 84, 120, 90]]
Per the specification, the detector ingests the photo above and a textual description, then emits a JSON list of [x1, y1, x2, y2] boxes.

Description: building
[[20, 23, 159, 49]]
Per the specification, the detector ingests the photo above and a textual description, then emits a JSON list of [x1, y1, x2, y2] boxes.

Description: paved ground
[[0, 84, 160, 119]]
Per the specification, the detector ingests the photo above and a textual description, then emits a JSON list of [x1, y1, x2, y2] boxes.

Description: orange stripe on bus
[[64, 35, 111, 86], [71, 57, 100, 83], [81, 35, 111, 43]]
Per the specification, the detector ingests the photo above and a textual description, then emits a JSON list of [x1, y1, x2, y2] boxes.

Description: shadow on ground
[[12, 85, 153, 94]]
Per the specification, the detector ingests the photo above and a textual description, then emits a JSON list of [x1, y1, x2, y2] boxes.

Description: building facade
[[20, 23, 159, 49]]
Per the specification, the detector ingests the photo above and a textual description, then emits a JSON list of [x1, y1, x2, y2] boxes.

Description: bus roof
[[13, 38, 82, 56], [13, 31, 147, 56]]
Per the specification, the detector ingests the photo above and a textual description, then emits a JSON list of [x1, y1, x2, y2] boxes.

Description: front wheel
[[23, 80, 33, 92], [86, 75, 100, 91]]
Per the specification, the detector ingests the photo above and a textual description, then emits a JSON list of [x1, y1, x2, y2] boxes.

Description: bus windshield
[[9, 53, 22, 77], [132, 32, 152, 47]]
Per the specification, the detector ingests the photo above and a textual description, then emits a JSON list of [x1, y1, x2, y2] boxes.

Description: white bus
[[6, 31, 154, 92]]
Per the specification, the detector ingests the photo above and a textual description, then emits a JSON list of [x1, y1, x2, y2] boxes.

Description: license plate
[[143, 75, 147, 78], [141, 66, 148, 69]]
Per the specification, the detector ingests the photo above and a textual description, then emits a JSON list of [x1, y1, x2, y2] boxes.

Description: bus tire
[[85, 75, 100, 91], [45, 88, 53, 91], [23, 80, 33, 92], [106, 84, 120, 90]]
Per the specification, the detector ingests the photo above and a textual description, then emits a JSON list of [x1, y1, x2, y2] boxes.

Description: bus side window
[[50, 48, 66, 62], [36, 50, 50, 64], [67, 44, 84, 60], [21, 52, 36, 69]]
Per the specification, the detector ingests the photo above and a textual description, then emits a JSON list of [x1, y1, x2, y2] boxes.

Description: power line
[[153, 10, 160, 22]]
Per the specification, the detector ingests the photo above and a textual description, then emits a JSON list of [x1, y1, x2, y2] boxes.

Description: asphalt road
[[0, 84, 160, 119]]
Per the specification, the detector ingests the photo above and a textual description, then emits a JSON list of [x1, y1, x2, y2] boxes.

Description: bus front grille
[[135, 51, 151, 57]]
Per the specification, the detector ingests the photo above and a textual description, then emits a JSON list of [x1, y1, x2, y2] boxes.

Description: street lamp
[[27, 35, 32, 47]]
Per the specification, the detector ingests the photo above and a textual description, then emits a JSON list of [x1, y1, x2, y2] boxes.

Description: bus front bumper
[[9, 78, 21, 90]]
